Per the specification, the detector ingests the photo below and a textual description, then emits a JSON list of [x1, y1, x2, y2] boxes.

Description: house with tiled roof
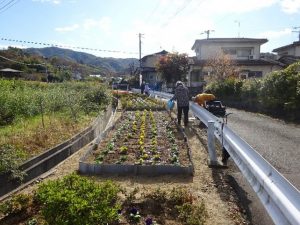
[[188, 38, 283, 86], [272, 41, 300, 67], [140, 50, 168, 89]]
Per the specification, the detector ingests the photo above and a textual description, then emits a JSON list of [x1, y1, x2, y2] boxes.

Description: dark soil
[[87, 110, 191, 167]]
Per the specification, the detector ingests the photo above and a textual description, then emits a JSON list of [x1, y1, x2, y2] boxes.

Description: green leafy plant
[[0, 144, 27, 181], [0, 194, 33, 215], [120, 155, 127, 162], [35, 174, 120, 225]]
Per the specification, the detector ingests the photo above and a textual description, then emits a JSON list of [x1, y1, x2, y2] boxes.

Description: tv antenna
[[292, 26, 300, 41], [234, 20, 240, 38], [200, 30, 214, 39]]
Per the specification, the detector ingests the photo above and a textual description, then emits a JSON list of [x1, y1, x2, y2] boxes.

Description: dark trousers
[[177, 106, 189, 126], [222, 147, 230, 161]]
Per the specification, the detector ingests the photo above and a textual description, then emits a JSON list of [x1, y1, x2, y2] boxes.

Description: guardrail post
[[207, 120, 218, 166]]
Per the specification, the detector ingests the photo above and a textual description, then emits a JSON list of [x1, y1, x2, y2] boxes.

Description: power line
[[0, 0, 20, 14], [0, 36, 139, 55], [0, 0, 14, 10], [160, 0, 193, 27], [0, 54, 46, 66], [145, 0, 161, 24], [0, 0, 10, 6]]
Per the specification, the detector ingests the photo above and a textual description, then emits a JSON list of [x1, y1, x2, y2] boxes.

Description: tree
[[156, 52, 189, 86], [204, 52, 239, 83]]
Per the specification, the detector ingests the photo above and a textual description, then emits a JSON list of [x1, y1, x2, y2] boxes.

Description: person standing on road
[[144, 83, 150, 96], [140, 81, 145, 94], [171, 81, 189, 127]]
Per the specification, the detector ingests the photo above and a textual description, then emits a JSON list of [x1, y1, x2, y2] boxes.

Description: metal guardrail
[[144, 90, 300, 225]]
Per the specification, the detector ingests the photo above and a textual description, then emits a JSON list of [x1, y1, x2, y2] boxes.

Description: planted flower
[[142, 153, 149, 160], [153, 154, 160, 161], [129, 207, 141, 222], [119, 146, 128, 154]]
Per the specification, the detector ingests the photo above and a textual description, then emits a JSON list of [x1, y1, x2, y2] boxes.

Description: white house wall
[[196, 42, 261, 60], [276, 45, 300, 57]]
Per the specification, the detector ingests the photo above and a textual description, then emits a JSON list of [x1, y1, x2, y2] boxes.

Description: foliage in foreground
[[0, 79, 110, 126], [0, 144, 26, 180], [206, 61, 300, 121], [35, 174, 120, 225], [0, 176, 208, 225]]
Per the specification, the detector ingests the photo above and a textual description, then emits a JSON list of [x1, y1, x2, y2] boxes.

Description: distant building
[[140, 50, 168, 88], [189, 38, 283, 83], [0, 68, 23, 78], [273, 41, 300, 67]]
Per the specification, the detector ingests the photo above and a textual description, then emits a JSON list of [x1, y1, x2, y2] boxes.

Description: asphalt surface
[[226, 108, 300, 177], [224, 108, 300, 225]]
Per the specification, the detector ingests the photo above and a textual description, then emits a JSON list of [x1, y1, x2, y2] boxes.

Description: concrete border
[[0, 105, 114, 198], [79, 111, 194, 176]]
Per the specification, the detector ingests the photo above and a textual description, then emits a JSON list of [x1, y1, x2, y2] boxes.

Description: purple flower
[[130, 207, 138, 215], [145, 217, 153, 225]]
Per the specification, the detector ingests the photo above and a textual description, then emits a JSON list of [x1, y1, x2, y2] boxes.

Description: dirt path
[[18, 112, 248, 225]]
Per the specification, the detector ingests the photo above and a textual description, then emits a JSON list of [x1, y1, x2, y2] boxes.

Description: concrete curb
[[0, 105, 114, 198]]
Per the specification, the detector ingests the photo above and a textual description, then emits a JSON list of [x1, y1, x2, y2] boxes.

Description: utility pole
[[138, 33, 144, 86], [201, 30, 214, 39], [292, 26, 300, 41], [139, 33, 144, 68]]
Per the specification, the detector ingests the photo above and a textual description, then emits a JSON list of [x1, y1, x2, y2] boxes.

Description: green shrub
[[260, 62, 300, 118], [35, 174, 120, 225], [0, 194, 33, 215], [0, 80, 111, 126], [0, 144, 27, 180]]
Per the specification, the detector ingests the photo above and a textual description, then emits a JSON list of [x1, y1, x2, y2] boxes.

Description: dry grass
[[0, 113, 95, 160]]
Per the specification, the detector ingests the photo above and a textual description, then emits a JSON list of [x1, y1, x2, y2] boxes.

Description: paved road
[[224, 108, 300, 225], [226, 108, 300, 177]]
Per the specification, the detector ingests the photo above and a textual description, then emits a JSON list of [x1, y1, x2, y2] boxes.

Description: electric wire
[[145, 0, 161, 24], [0, 37, 138, 55], [0, 0, 10, 6], [0, 54, 46, 66], [160, 0, 193, 27], [0, 0, 19, 14]]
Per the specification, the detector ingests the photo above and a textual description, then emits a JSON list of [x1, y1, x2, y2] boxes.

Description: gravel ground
[[225, 107, 300, 185]]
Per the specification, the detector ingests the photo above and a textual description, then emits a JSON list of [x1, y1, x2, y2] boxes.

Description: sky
[[0, 0, 300, 59]]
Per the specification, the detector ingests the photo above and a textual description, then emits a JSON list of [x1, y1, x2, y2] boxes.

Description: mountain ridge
[[24, 47, 139, 74]]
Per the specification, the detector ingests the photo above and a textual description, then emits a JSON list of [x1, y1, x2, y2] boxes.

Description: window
[[190, 70, 203, 82], [223, 47, 253, 58], [237, 48, 252, 57], [223, 48, 236, 55], [248, 71, 262, 78]]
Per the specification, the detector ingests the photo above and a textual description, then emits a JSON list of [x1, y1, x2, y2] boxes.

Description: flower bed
[[117, 93, 166, 111], [80, 109, 193, 175]]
